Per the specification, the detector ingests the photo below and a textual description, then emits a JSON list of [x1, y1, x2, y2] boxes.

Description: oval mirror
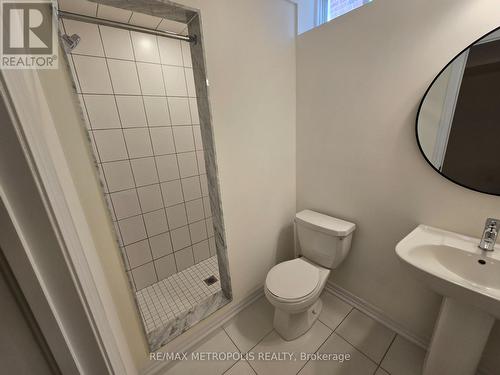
[[417, 27, 500, 195]]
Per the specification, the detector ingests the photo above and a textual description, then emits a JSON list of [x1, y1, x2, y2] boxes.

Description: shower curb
[[142, 285, 264, 375]]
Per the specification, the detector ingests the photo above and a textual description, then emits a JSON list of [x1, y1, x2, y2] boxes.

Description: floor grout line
[[376, 334, 397, 375]]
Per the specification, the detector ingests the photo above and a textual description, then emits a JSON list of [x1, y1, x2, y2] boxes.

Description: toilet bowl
[[265, 210, 355, 341]]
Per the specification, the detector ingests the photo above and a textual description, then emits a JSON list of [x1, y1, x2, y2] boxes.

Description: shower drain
[[204, 275, 218, 286]]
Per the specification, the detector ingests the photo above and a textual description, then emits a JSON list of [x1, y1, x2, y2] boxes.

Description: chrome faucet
[[479, 218, 499, 251]]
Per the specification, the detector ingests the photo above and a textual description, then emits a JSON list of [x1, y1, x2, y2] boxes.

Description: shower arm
[[58, 10, 197, 44]]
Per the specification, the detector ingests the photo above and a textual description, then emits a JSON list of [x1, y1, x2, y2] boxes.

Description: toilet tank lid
[[295, 210, 356, 237]]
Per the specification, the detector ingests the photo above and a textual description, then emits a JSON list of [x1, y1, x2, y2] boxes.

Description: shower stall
[[56, 0, 231, 350]]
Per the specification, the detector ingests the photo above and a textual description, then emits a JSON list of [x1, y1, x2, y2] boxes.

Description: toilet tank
[[295, 210, 356, 269]]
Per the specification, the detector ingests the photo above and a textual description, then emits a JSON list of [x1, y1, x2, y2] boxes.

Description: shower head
[[61, 33, 81, 53]]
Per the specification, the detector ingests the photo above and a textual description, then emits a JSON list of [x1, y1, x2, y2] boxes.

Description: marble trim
[[64, 0, 233, 350], [149, 290, 231, 351]]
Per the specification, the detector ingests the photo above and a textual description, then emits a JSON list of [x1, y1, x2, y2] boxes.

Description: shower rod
[[58, 10, 196, 43]]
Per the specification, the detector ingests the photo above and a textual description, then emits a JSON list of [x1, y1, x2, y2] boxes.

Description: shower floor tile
[[135, 256, 221, 334]]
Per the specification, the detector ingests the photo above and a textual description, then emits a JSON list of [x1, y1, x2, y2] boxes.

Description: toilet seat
[[265, 258, 320, 301]]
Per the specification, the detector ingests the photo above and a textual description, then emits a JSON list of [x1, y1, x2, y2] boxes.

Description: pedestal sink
[[396, 225, 500, 375]]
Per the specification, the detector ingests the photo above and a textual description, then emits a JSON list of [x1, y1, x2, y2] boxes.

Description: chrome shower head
[[61, 33, 81, 52]]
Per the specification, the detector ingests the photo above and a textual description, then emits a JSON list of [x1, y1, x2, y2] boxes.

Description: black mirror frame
[[415, 25, 500, 197]]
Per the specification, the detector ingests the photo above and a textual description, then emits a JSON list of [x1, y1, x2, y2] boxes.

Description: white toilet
[[264, 209, 356, 341]]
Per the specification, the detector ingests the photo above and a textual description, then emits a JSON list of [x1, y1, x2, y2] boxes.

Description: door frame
[[0, 66, 133, 374]]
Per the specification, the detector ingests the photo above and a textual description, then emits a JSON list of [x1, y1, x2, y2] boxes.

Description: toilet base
[[274, 298, 323, 341]]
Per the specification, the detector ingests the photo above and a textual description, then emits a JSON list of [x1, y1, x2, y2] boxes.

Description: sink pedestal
[[424, 297, 494, 375]]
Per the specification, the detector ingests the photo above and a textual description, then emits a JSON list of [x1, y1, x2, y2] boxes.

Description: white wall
[[39, 0, 296, 371], [176, 0, 297, 304], [296, 0, 500, 371]]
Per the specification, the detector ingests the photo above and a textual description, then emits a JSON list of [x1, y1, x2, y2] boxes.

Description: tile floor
[[136, 256, 221, 334], [164, 292, 427, 375]]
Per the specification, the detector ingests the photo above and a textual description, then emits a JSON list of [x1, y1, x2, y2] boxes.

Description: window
[[318, 0, 372, 24]]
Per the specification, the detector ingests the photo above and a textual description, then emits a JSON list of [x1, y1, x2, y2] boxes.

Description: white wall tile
[[143, 97, 171, 126], [177, 152, 198, 178], [156, 155, 179, 182], [192, 240, 210, 263], [181, 41, 192, 68], [129, 12, 162, 29], [192, 126, 203, 150], [189, 98, 200, 125], [137, 63, 165, 95], [118, 215, 147, 245], [199, 174, 208, 196], [149, 232, 173, 258], [97, 5, 132, 23], [189, 220, 208, 243], [130, 157, 158, 186], [102, 160, 135, 192], [162, 65, 187, 96], [181, 176, 201, 201], [123, 128, 153, 158], [113, 221, 123, 246], [116, 96, 147, 127], [186, 199, 204, 223], [174, 246, 194, 271], [125, 239, 152, 268], [150, 127, 175, 155], [72, 55, 113, 94], [143, 209, 168, 236], [104, 194, 115, 219], [111, 189, 141, 219], [67, 56, 81, 92], [131, 262, 157, 290], [69, 19, 216, 287], [185, 68, 196, 97], [173, 126, 195, 152], [157, 19, 186, 34], [197, 150, 206, 174], [166, 204, 188, 229], [137, 184, 163, 212], [158, 37, 183, 66], [107, 59, 141, 95], [203, 196, 212, 217], [120, 247, 130, 270], [155, 254, 177, 280], [168, 97, 191, 125], [93, 129, 128, 162], [206, 218, 214, 237], [100, 26, 134, 60], [96, 164, 108, 192], [63, 19, 104, 56], [209, 237, 216, 257], [83, 95, 120, 129], [131, 32, 160, 64], [161, 180, 184, 207], [170, 226, 191, 251]]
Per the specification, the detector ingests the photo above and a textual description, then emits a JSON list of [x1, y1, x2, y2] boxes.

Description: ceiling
[[58, 0, 188, 33]]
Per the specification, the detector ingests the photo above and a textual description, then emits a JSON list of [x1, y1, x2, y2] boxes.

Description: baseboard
[[325, 281, 492, 375], [141, 286, 264, 375], [325, 281, 429, 349]]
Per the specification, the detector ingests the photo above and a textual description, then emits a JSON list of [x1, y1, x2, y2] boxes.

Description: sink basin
[[397, 225, 500, 317], [396, 225, 500, 375]]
